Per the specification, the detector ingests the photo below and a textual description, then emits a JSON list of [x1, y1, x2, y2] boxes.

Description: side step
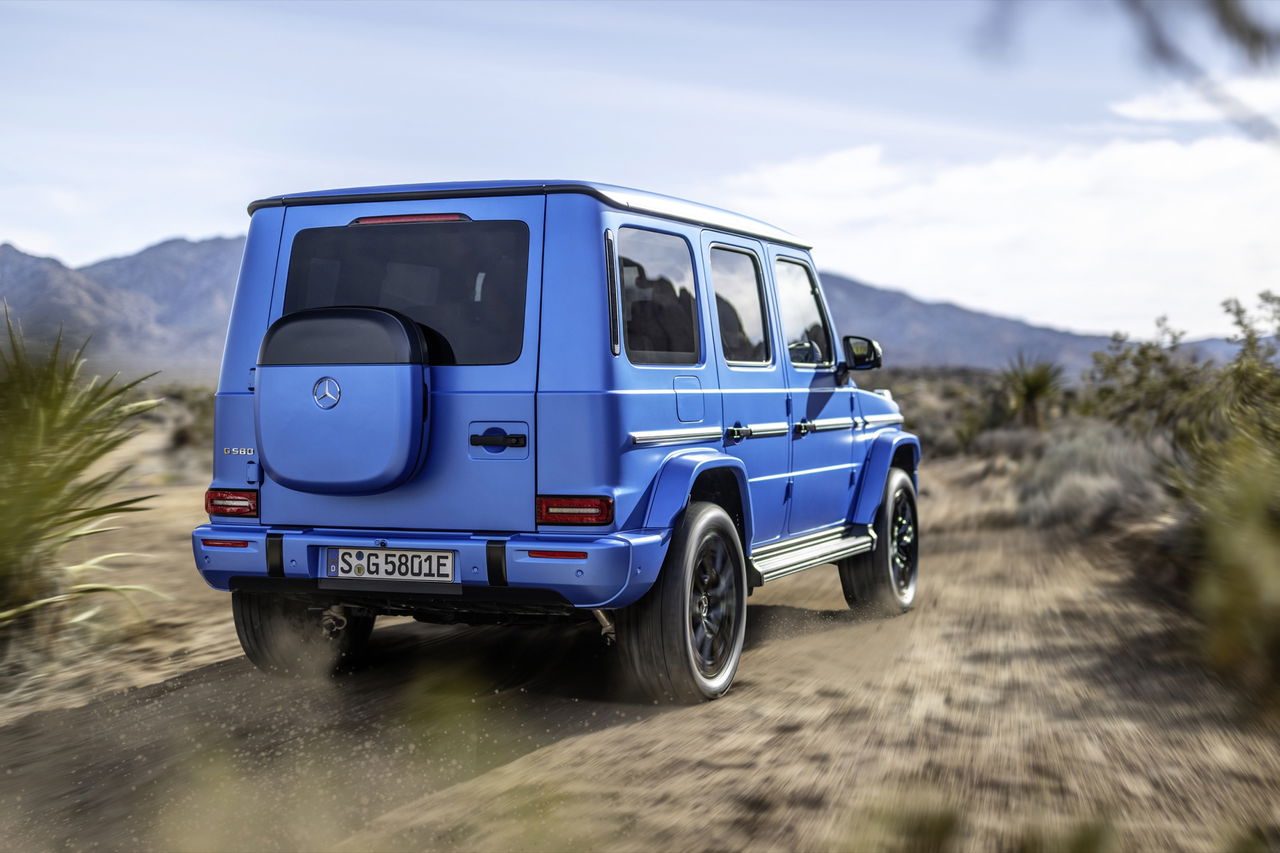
[[750, 525, 875, 585]]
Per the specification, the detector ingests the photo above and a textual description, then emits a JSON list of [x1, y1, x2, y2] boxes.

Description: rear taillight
[[201, 539, 250, 548], [204, 489, 258, 517], [535, 496, 613, 526], [351, 213, 470, 225], [526, 550, 589, 560]]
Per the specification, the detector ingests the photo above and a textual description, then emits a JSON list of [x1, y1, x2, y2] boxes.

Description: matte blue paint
[[192, 524, 667, 608], [673, 376, 704, 423], [852, 431, 922, 526], [255, 363, 426, 494], [643, 449, 753, 546], [195, 180, 919, 611]]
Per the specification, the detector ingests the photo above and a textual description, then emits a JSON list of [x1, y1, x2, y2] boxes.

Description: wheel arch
[[643, 449, 753, 549], [851, 431, 921, 526]]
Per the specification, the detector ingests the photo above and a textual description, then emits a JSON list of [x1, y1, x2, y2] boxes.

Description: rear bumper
[[191, 524, 670, 609]]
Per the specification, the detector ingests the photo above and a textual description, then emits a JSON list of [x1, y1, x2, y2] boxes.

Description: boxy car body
[[193, 180, 920, 701]]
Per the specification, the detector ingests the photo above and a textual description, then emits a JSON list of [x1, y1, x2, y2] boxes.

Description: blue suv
[[193, 180, 921, 702]]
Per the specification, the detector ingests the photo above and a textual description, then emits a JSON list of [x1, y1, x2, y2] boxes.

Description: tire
[[838, 467, 919, 615], [232, 591, 375, 676], [616, 502, 748, 703]]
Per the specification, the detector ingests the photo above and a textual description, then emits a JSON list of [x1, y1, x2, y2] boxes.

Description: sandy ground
[[1, 453, 1278, 851]]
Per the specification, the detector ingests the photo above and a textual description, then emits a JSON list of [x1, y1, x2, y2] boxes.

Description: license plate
[[325, 547, 455, 583]]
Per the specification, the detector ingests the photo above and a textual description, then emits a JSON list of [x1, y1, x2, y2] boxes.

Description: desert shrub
[[159, 384, 215, 452], [970, 426, 1046, 463], [1196, 434, 1280, 694], [879, 357, 1070, 456], [1088, 293, 1280, 696], [875, 367, 1008, 456], [0, 316, 158, 640], [1011, 419, 1167, 534]]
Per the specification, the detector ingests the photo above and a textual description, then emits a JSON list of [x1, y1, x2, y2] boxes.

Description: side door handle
[[795, 419, 815, 436]]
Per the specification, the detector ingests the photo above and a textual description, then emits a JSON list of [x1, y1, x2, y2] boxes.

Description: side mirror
[[843, 335, 883, 370]]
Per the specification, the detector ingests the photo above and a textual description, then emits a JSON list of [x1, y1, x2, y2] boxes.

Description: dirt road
[[2, 459, 1278, 851]]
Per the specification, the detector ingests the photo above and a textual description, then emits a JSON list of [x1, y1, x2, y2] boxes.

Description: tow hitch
[[320, 606, 349, 639]]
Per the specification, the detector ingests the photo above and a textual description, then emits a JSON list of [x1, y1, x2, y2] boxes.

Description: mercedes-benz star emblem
[[313, 377, 341, 410]]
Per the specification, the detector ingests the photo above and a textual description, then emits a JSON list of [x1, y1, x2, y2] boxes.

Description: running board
[[750, 525, 876, 585]]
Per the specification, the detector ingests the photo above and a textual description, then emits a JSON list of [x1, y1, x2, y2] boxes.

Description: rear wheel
[[838, 467, 918, 615], [232, 591, 375, 676], [616, 502, 747, 703]]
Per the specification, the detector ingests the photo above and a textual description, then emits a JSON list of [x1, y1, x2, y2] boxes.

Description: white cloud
[[706, 137, 1280, 339], [1110, 74, 1280, 123]]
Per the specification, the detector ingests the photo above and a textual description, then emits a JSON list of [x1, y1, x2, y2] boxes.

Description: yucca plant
[[0, 313, 159, 638], [1001, 353, 1065, 431]]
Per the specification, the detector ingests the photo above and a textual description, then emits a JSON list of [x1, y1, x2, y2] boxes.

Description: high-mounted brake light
[[535, 496, 614, 526], [351, 213, 470, 225], [204, 489, 258, 517], [526, 550, 589, 560], [201, 539, 250, 548]]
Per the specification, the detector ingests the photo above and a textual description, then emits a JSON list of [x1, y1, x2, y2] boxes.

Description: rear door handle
[[470, 433, 527, 448], [795, 420, 815, 436]]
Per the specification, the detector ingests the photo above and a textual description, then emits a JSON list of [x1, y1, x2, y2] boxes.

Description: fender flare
[[643, 448, 754, 546], [851, 431, 921, 526]]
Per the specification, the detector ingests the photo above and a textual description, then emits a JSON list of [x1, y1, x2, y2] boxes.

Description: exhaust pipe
[[592, 609, 615, 645]]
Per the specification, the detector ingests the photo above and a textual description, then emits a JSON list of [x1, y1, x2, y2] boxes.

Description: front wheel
[[232, 591, 375, 676], [838, 467, 918, 615], [616, 502, 748, 703]]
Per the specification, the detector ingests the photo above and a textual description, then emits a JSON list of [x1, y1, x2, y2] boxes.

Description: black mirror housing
[[842, 335, 883, 370]]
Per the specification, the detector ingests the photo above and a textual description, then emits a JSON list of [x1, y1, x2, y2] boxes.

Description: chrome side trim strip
[[630, 426, 724, 446], [747, 422, 789, 438], [754, 532, 876, 582], [862, 413, 905, 427], [811, 417, 855, 432], [752, 525, 847, 560]]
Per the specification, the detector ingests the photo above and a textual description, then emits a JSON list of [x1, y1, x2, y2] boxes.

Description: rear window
[[283, 220, 530, 366]]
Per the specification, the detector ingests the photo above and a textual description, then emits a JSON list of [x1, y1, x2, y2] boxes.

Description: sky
[[2, 0, 1278, 339]]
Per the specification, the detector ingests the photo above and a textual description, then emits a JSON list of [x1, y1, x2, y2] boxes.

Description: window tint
[[618, 227, 699, 365], [283, 221, 529, 366], [773, 259, 833, 366], [709, 247, 770, 364]]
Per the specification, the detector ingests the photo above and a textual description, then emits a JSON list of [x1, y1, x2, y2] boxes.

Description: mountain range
[[0, 236, 1225, 384], [0, 238, 244, 382]]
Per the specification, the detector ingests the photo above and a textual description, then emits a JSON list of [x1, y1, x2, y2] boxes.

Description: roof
[[247, 179, 809, 249]]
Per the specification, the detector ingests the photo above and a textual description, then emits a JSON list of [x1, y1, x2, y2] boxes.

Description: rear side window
[[618, 227, 699, 365], [709, 247, 770, 364], [773, 259, 833, 366], [283, 221, 529, 366]]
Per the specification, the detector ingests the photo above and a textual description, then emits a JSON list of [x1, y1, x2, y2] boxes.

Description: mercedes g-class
[[193, 180, 920, 702]]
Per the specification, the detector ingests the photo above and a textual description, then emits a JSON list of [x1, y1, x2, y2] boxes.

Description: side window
[[618, 227, 700, 365], [709, 247, 770, 364], [773, 259, 833, 366]]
